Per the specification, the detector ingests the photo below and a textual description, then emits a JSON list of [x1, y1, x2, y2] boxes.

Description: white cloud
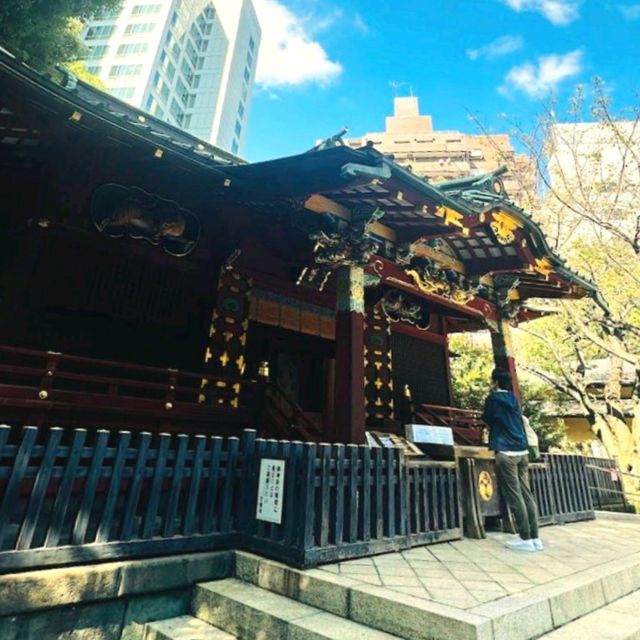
[[467, 35, 524, 61], [618, 3, 640, 20], [253, 0, 343, 88], [502, 0, 580, 25], [500, 49, 583, 98]]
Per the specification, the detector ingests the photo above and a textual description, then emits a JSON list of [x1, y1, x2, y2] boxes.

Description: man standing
[[482, 369, 542, 552]]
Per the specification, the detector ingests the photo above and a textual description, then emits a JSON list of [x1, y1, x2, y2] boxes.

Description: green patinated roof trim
[[368, 152, 608, 314]]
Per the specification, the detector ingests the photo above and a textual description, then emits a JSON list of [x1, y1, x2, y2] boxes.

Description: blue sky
[[245, 0, 640, 161]]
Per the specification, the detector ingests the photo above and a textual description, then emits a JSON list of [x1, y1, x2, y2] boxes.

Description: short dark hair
[[492, 368, 512, 391]]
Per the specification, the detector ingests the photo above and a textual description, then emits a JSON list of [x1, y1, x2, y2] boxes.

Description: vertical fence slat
[[318, 443, 331, 548], [284, 441, 303, 545], [274, 440, 290, 542], [202, 436, 223, 534], [96, 431, 131, 543], [385, 447, 395, 538], [238, 430, 257, 534], [361, 446, 371, 542], [373, 447, 383, 539], [45, 428, 87, 547], [16, 427, 63, 550], [346, 445, 359, 542], [163, 433, 189, 538], [299, 443, 317, 549], [332, 443, 345, 546], [120, 432, 152, 541], [0, 426, 38, 533], [422, 467, 430, 532], [183, 434, 207, 536], [398, 450, 408, 536], [141, 433, 170, 539], [220, 437, 239, 534], [72, 429, 109, 544], [431, 466, 440, 531]]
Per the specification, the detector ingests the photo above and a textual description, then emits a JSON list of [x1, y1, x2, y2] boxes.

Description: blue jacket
[[481, 390, 528, 453]]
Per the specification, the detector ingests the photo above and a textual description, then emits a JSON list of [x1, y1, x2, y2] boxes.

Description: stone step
[[144, 615, 236, 640], [539, 590, 640, 639], [193, 578, 403, 640]]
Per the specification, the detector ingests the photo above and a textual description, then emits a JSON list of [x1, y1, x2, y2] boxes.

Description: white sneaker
[[505, 536, 536, 552], [532, 538, 544, 551]]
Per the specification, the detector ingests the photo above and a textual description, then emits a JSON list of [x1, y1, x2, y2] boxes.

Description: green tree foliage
[[0, 0, 120, 71], [449, 333, 567, 450]]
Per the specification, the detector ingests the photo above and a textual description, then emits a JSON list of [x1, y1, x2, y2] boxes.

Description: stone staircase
[[140, 544, 640, 640]]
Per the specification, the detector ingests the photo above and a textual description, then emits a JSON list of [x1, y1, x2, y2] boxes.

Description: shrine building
[[0, 48, 605, 446]]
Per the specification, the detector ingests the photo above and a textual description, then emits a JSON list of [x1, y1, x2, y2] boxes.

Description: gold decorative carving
[[478, 470, 494, 501], [435, 205, 465, 228], [490, 211, 523, 245]]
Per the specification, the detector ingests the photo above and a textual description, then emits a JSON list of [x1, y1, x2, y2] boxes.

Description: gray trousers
[[495, 452, 539, 540]]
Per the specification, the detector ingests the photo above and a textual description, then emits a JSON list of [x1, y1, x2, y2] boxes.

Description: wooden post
[[333, 265, 366, 444], [490, 317, 522, 402]]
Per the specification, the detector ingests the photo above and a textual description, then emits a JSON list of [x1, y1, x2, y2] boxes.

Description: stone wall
[[0, 551, 233, 640]]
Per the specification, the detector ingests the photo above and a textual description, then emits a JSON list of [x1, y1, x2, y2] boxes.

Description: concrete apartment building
[[344, 97, 535, 208], [82, 0, 261, 155]]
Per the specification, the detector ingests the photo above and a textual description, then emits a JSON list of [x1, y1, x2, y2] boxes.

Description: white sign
[[405, 424, 454, 446], [256, 459, 285, 524]]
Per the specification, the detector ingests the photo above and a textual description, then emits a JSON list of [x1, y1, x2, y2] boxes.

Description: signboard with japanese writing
[[256, 459, 285, 524]]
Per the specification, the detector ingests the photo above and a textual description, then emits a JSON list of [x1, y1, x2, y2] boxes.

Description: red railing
[[0, 344, 257, 433], [412, 403, 486, 445], [0, 344, 328, 441]]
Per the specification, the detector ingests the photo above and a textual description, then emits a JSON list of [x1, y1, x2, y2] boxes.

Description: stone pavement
[[318, 517, 640, 610]]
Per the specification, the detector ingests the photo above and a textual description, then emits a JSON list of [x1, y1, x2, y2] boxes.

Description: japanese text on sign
[[256, 459, 285, 524]]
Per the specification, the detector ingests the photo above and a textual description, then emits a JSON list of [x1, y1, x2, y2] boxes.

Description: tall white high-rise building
[[81, 0, 260, 155]]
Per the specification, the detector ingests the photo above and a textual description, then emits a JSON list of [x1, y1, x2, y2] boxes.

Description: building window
[[181, 60, 193, 83], [131, 4, 162, 16], [203, 4, 215, 20], [124, 23, 155, 35], [243, 67, 250, 83], [87, 44, 109, 59], [166, 61, 176, 81], [116, 42, 149, 56], [85, 25, 115, 39], [109, 64, 143, 77], [249, 36, 255, 52], [111, 87, 136, 99], [86, 65, 101, 75], [145, 95, 155, 111], [187, 95, 196, 108], [238, 102, 245, 119], [246, 50, 253, 68], [192, 75, 200, 89], [153, 104, 164, 118], [231, 139, 239, 154], [176, 78, 188, 103], [160, 84, 170, 101], [184, 114, 192, 128], [203, 22, 212, 35], [234, 120, 242, 137], [171, 11, 178, 26], [94, 8, 121, 19], [195, 57, 204, 70]]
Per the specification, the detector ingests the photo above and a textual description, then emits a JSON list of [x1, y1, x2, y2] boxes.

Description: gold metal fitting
[[38, 390, 48, 400], [258, 360, 270, 379], [403, 384, 412, 400], [165, 402, 173, 410]]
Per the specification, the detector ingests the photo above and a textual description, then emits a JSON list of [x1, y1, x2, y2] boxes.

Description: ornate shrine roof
[[0, 47, 606, 319]]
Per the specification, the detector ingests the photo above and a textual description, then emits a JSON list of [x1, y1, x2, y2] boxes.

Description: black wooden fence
[[584, 456, 630, 512], [0, 426, 461, 572], [529, 454, 594, 525]]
